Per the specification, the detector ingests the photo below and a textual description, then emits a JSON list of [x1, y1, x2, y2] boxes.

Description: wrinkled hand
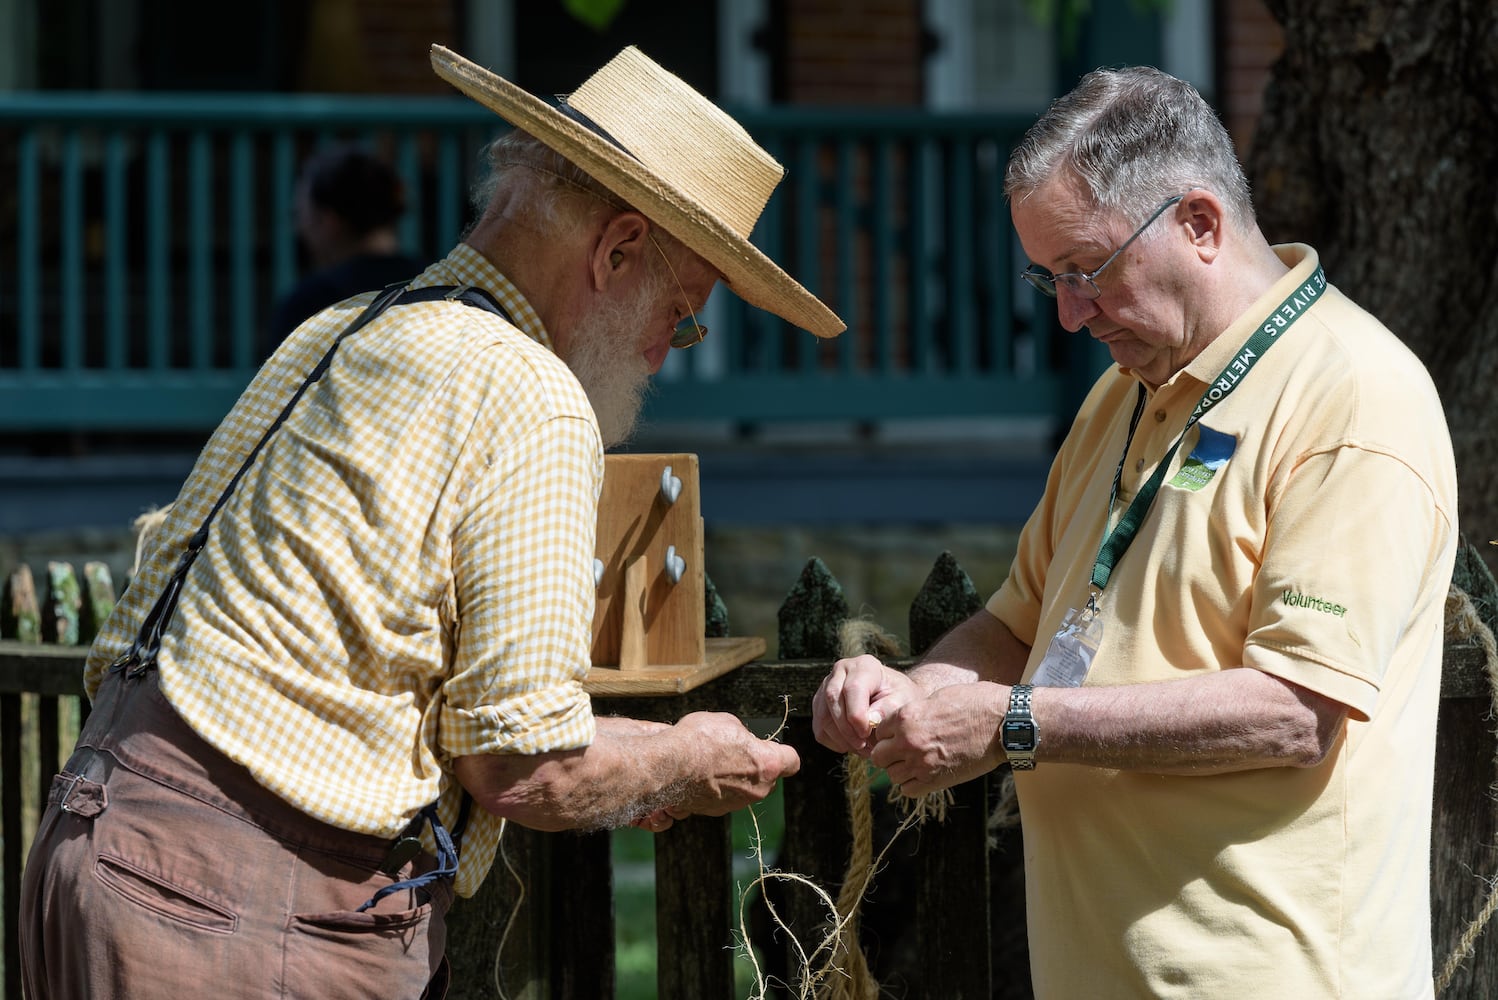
[[812, 654, 924, 756], [639, 712, 800, 831], [871, 681, 1007, 797]]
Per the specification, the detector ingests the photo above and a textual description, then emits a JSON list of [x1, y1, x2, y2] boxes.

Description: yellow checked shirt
[[85, 244, 604, 897]]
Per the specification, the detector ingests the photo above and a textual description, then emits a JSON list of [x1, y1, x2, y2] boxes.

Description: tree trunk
[[1250, 0, 1498, 570], [1251, 8, 1498, 997]]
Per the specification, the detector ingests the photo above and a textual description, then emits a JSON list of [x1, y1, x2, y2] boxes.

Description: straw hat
[[430, 44, 845, 338]]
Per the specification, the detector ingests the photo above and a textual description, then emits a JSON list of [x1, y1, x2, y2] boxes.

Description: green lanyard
[[1090, 264, 1327, 591]]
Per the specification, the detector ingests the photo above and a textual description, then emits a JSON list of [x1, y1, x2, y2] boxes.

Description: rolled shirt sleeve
[[441, 409, 603, 758]]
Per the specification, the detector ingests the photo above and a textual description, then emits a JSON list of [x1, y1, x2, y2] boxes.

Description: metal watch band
[[1009, 683, 1034, 715], [1003, 682, 1038, 770]]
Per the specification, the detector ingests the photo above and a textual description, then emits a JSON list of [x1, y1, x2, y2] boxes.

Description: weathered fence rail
[[2, 550, 1496, 999]]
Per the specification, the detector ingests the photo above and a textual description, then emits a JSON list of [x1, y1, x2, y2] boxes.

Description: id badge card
[[1030, 601, 1104, 687]]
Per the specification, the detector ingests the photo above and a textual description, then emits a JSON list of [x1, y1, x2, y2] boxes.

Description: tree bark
[[1250, 0, 1498, 569], [1251, 9, 1498, 996]]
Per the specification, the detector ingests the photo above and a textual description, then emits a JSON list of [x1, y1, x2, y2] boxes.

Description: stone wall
[[704, 522, 1019, 655]]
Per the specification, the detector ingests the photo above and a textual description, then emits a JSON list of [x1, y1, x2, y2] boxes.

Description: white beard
[[562, 280, 660, 449]]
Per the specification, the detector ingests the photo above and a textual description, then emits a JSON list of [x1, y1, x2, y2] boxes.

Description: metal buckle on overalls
[[53, 771, 108, 818], [380, 813, 428, 875], [381, 836, 425, 876], [56, 773, 84, 811]]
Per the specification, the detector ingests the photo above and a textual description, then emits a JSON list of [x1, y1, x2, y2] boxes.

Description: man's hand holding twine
[[814, 654, 1010, 797]]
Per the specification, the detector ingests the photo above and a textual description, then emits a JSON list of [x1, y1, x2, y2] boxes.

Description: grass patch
[[612, 782, 787, 1000]]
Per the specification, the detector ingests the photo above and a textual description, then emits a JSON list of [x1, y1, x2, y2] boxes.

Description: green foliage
[[1021, 0, 1093, 28], [563, 0, 627, 32], [1022, 0, 1175, 54]]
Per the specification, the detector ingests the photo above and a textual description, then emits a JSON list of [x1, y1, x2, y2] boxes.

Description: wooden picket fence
[[2, 550, 1496, 999]]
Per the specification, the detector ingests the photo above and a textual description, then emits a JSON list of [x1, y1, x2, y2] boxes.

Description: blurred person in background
[[263, 142, 427, 358]]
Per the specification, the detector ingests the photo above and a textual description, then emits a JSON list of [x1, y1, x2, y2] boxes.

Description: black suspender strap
[[110, 282, 511, 678], [105, 281, 509, 895]]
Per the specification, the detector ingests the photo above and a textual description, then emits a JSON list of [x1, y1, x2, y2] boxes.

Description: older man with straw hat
[[21, 46, 842, 999]]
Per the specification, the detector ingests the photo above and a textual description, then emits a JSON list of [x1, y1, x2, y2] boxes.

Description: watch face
[[1003, 720, 1036, 749]]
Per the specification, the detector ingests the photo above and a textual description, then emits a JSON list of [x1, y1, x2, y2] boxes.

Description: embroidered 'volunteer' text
[[1281, 590, 1348, 617]]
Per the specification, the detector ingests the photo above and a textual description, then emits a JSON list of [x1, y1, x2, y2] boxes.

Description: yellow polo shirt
[[86, 244, 604, 897], [988, 245, 1456, 998]]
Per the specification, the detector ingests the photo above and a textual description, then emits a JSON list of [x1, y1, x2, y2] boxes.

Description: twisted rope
[[816, 752, 880, 1000], [739, 616, 956, 999]]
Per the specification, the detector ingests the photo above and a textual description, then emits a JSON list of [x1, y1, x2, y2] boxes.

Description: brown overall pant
[[19, 668, 451, 999]]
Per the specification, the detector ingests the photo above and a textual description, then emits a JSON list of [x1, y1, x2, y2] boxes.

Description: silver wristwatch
[[1001, 683, 1039, 770]]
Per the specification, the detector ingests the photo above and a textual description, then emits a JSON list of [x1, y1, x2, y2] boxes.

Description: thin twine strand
[[736, 785, 936, 1000], [491, 817, 524, 1000], [737, 616, 952, 999], [816, 619, 902, 999], [1435, 584, 1498, 994]]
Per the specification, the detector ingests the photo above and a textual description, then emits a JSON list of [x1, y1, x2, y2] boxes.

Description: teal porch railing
[[0, 93, 1072, 434]]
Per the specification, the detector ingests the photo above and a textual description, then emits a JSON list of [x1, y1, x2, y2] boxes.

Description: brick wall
[[297, 0, 457, 95], [1216, 0, 1285, 157], [353, 0, 458, 94], [780, 0, 927, 106], [307, 0, 1284, 133]]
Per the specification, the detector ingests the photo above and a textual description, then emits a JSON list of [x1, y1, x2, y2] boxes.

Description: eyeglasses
[[1020, 194, 1185, 300], [650, 234, 709, 349]]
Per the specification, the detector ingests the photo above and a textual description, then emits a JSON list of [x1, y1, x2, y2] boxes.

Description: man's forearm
[[454, 712, 798, 832], [908, 609, 1031, 692], [1032, 667, 1347, 773], [454, 724, 690, 832]]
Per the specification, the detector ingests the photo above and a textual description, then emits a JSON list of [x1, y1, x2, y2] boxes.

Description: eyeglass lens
[[670, 319, 707, 349], [651, 233, 709, 350]]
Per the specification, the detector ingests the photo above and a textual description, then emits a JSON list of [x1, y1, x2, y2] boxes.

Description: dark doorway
[[512, 2, 720, 100]]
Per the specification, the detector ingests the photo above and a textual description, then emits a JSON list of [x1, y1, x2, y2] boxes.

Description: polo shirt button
[[1154, 410, 1167, 423], [1135, 458, 1145, 472]]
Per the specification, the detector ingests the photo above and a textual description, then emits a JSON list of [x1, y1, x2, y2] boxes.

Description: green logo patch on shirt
[[1168, 425, 1236, 492]]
